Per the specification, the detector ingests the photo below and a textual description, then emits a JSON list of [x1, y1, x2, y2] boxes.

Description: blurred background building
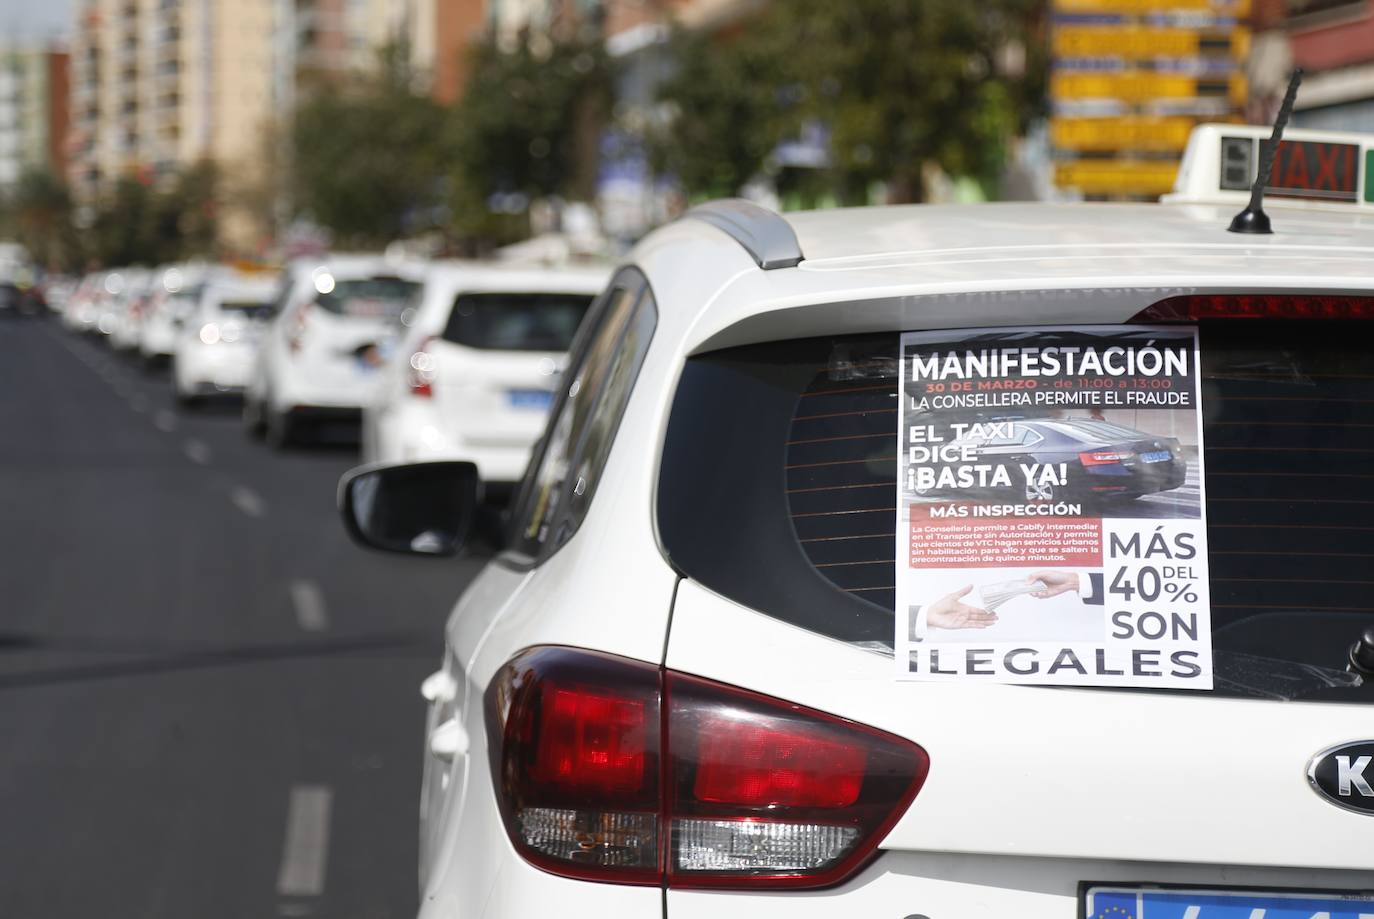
[[0, 45, 69, 192], [1253, 0, 1374, 131]]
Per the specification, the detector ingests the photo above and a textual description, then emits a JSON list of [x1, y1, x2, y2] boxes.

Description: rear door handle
[[429, 719, 469, 762]]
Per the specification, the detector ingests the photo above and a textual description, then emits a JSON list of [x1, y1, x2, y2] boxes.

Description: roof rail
[[686, 199, 804, 270]]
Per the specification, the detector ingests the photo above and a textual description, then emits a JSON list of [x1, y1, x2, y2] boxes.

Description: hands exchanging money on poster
[[926, 586, 999, 630], [1027, 570, 1081, 598]]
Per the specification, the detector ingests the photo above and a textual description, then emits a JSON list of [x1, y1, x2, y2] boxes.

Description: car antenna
[[1228, 68, 1303, 235]]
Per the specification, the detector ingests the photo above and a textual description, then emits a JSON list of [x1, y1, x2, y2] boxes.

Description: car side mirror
[[339, 461, 482, 557]]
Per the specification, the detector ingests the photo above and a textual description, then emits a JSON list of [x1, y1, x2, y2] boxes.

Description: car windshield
[[315, 276, 418, 320], [441, 292, 594, 352], [1049, 419, 1152, 441], [658, 313, 1374, 703], [217, 299, 274, 320]]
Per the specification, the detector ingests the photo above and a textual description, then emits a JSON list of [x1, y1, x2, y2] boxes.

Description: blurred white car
[[109, 270, 158, 351], [62, 271, 116, 333], [244, 254, 423, 446], [172, 275, 279, 406], [139, 265, 216, 366], [99, 268, 150, 342], [362, 262, 608, 483]]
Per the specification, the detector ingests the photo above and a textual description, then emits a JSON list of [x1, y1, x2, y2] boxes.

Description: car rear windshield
[[217, 299, 273, 319], [441, 292, 594, 352], [316, 276, 417, 320], [658, 318, 1374, 703]]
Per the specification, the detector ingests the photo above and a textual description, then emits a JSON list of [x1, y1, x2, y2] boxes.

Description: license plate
[[507, 389, 553, 410], [1141, 450, 1172, 463], [1085, 885, 1374, 918]]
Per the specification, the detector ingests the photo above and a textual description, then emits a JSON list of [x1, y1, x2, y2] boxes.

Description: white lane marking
[[276, 785, 332, 897], [230, 485, 266, 518], [1182, 909, 1200, 919], [154, 409, 177, 432], [183, 439, 212, 465], [289, 579, 329, 632], [128, 394, 150, 413]]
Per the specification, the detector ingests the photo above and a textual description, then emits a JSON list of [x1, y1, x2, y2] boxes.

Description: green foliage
[[651, 27, 795, 200], [8, 170, 80, 271], [2, 162, 222, 270], [450, 35, 613, 214], [291, 45, 451, 246], [655, 0, 1044, 202], [166, 159, 220, 256]]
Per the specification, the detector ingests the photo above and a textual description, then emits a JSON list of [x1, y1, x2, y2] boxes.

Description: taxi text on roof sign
[[1049, 0, 1248, 197], [1164, 123, 1374, 208]]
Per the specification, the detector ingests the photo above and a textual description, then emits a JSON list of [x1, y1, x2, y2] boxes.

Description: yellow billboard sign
[[1054, 160, 1181, 196], [1053, 26, 1247, 58], [1051, 116, 1200, 151], [1051, 71, 1247, 105]]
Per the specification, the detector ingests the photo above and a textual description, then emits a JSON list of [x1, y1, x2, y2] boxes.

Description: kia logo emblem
[[1308, 742, 1374, 814]]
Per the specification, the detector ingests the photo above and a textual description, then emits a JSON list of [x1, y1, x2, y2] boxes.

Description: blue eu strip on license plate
[[1085, 885, 1374, 919], [1141, 450, 1172, 463], [507, 389, 553, 410]]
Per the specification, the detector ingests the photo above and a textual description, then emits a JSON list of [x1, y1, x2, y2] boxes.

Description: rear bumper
[[1081, 459, 1187, 496], [273, 367, 379, 413], [371, 403, 532, 483], [663, 852, 1374, 919], [176, 344, 256, 392]]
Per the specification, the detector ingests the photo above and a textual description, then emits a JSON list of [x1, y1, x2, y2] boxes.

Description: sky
[[3, 0, 74, 43]]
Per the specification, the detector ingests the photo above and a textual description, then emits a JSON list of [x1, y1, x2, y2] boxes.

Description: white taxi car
[[244, 254, 423, 446], [139, 264, 216, 367], [339, 123, 1374, 919], [62, 270, 119, 334], [98, 267, 151, 342], [362, 262, 608, 484], [172, 274, 279, 406]]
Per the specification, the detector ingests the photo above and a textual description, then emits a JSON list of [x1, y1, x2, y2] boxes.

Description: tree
[[450, 34, 613, 213], [9, 170, 82, 271], [162, 159, 219, 257], [88, 177, 162, 266], [650, 27, 795, 200], [291, 45, 450, 246], [655, 0, 1044, 202]]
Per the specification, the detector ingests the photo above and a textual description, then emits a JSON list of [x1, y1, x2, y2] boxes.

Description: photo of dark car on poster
[[907, 412, 1199, 519]]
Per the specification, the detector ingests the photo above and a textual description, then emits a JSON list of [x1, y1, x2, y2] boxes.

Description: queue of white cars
[[52, 255, 611, 483]]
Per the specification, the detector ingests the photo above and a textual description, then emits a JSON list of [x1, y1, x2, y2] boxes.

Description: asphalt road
[[0, 316, 485, 918]]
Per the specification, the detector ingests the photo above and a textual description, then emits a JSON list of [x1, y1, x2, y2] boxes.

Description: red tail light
[[487, 647, 928, 890], [1079, 450, 1134, 466], [408, 335, 437, 397], [1134, 293, 1374, 322]]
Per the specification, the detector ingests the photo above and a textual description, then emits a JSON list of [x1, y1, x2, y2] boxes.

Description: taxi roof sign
[[1164, 123, 1374, 210]]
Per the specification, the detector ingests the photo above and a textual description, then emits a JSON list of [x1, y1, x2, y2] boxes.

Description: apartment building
[[65, 0, 419, 251], [400, 0, 487, 103], [0, 46, 70, 191], [1251, 0, 1374, 131]]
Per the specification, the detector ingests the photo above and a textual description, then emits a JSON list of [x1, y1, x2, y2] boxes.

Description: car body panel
[[410, 194, 1374, 919], [363, 262, 608, 481], [665, 578, 1374, 870], [249, 255, 425, 416], [173, 276, 278, 396]]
